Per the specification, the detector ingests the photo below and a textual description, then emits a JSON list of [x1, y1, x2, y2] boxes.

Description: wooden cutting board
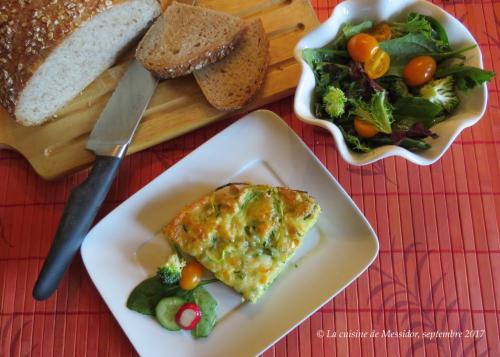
[[0, 0, 319, 180]]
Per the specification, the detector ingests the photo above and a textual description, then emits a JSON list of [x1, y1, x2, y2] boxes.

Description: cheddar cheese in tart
[[163, 183, 321, 302]]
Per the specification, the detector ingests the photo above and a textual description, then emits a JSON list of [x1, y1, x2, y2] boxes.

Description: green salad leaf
[[127, 276, 218, 316], [389, 12, 434, 39], [378, 76, 409, 99], [431, 44, 477, 62], [422, 14, 450, 48], [329, 20, 373, 49], [435, 64, 495, 91], [379, 33, 441, 65], [388, 12, 449, 50], [339, 127, 372, 153], [394, 96, 443, 117], [393, 115, 446, 131], [350, 91, 393, 134], [126, 276, 180, 315], [399, 138, 431, 150], [367, 136, 431, 151], [393, 97, 444, 128], [379, 34, 475, 68], [302, 48, 350, 68], [190, 287, 218, 338]]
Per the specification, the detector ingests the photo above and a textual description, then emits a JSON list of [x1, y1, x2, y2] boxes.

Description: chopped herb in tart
[[303, 12, 495, 152]]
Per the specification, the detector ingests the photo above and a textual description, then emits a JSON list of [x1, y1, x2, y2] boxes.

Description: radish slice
[[175, 303, 202, 330]]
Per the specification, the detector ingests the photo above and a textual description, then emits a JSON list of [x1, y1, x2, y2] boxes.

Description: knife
[[33, 60, 158, 300]]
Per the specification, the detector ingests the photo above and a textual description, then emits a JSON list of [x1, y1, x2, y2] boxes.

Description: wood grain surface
[[0, 0, 319, 179]]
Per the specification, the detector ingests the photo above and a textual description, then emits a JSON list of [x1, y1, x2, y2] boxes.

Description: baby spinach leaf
[[127, 277, 180, 315], [393, 97, 443, 121], [379, 33, 440, 65], [380, 33, 475, 67], [190, 287, 218, 338], [435, 64, 495, 91]]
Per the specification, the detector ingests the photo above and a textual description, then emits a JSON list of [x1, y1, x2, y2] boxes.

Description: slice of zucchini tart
[[163, 183, 321, 302]]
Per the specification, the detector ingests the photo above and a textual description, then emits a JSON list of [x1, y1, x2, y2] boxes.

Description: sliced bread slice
[[194, 19, 269, 111], [136, 2, 246, 78]]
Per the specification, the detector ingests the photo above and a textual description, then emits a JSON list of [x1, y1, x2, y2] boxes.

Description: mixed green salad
[[304, 12, 495, 152]]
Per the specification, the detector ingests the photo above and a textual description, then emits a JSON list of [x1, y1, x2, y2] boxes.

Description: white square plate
[[81, 110, 379, 357]]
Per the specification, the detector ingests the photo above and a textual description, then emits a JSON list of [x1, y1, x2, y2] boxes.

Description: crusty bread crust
[[135, 2, 246, 79], [194, 19, 269, 111], [0, 1, 139, 124], [0, 0, 162, 125]]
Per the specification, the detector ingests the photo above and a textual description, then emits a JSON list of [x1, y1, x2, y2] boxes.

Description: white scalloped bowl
[[294, 0, 488, 166]]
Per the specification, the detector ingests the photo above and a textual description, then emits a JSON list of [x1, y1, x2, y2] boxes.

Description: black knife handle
[[33, 155, 122, 300]]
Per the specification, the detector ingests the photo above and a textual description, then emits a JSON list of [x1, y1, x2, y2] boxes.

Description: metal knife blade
[[86, 59, 158, 158], [33, 59, 158, 300]]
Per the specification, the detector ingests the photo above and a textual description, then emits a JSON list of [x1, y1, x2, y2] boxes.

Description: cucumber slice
[[155, 296, 185, 331]]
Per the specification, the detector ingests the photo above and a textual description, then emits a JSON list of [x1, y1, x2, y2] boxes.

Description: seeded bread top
[[0, 0, 131, 117]]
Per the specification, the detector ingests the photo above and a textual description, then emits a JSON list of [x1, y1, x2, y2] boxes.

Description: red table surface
[[1, 1, 500, 356]]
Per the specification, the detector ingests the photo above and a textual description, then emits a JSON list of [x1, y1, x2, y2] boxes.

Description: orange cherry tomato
[[370, 23, 392, 42], [180, 261, 204, 290], [347, 33, 379, 63], [364, 48, 390, 79], [403, 55, 437, 87], [354, 117, 379, 138]]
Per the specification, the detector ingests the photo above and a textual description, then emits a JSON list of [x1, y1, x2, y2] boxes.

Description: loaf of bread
[[0, 0, 161, 126], [194, 19, 269, 111], [136, 1, 246, 79]]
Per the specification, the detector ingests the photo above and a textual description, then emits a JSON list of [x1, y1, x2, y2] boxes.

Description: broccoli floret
[[323, 86, 347, 118], [419, 76, 459, 112], [157, 253, 186, 285]]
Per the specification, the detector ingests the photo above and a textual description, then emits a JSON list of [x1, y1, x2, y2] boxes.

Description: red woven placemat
[[1, 1, 499, 356]]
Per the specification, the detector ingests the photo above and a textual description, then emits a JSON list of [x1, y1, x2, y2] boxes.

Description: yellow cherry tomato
[[179, 261, 204, 290], [364, 48, 391, 79], [403, 55, 437, 87], [347, 33, 379, 63], [370, 23, 392, 42], [354, 117, 379, 138]]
